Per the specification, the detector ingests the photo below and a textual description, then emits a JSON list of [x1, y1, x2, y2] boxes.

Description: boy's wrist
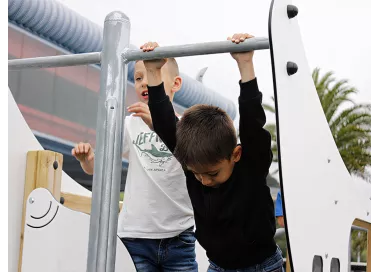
[[80, 161, 94, 175], [237, 59, 253, 65], [237, 59, 254, 70], [146, 67, 161, 73], [237, 60, 255, 83], [146, 68, 162, 86]]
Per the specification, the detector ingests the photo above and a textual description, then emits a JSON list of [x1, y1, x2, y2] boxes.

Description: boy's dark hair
[[175, 104, 237, 167]]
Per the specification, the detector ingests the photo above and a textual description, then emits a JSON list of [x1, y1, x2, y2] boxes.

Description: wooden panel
[[34, 151, 62, 199], [19, 150, 63, 272]]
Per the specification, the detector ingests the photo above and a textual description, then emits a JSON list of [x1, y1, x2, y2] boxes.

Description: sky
[[55, 0, 371, 181], [56, 0, 371, 125]]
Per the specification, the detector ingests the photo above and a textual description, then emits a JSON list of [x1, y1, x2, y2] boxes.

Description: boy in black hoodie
[[134, 33, 283, 271]]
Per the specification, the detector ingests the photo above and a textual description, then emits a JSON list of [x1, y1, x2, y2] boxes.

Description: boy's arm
[[71, 142, 95, 175], [230, 34, 273, 176], [138, 43, 177, 153], [147, 80, 178, 153], [72, 119, 130, 175], [238, 77, 272, 175]]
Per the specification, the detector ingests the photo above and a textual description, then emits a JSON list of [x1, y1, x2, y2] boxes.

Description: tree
[[263, 68, 371, 180], [350, 229, 368, 262], [312, 68, 371, 180]]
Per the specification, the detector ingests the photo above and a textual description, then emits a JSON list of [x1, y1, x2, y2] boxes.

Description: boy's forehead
[[134, 61, 146, 72], [187, 163, 222, 173]]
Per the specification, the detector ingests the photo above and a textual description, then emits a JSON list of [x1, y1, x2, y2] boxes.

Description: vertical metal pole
[[86, 11, 130, 272]]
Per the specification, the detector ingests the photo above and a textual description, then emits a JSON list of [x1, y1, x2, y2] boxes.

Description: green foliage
[[312, 68, 371, 180], [350, 230, 368, 262]]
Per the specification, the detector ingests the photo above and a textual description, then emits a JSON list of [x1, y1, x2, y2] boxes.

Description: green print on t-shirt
[[132, 131, 173, 167]]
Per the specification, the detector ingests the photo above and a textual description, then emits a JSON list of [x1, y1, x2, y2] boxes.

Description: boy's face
[[134, 61, 175, 104], [187, 146, 242, 188]]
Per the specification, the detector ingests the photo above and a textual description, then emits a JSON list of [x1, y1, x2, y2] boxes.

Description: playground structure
[[8, 0, 371, 271]]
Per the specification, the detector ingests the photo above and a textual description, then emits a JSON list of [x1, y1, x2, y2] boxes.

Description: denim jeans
[[207, 246, 284, 272], [120, 227, 198, 271]]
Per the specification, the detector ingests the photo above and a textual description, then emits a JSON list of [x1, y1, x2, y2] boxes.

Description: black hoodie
[[148, 78, 277, 269]]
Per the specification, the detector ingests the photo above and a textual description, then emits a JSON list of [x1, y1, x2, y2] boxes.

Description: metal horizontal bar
[[351, 262, 367, 267], [8, 52, 101, 70], [122, 37, 269, 62]]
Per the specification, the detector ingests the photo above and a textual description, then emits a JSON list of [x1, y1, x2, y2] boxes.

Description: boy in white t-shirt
[[71, 58, 197, 271]]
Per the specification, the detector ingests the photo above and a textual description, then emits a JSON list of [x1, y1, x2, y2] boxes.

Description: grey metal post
[[86, 11, 130, 272]]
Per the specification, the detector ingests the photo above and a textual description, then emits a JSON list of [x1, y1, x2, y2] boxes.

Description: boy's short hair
[[175, 104, 237, 167], [166, 58, 179, 77]]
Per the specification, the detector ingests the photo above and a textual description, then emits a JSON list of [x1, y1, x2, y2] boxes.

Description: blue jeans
[[120, 227, 198, 271], [207, 247, 284, 272]]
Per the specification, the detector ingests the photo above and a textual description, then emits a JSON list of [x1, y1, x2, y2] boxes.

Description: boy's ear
[[172, 76, 182, 93], [232, 146, 242, 162]]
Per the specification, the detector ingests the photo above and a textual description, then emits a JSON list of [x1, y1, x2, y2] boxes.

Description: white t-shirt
[[117, 116, 194, 239]]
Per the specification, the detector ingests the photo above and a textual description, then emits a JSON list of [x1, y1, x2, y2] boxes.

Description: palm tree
[[312, 68, 371, 180], [350, 229, 368, 262], [264, 68, 371, 180]]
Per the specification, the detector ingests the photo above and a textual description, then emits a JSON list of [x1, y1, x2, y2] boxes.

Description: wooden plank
[[353, 219, 371, 272], [19, 150, 63, 272], [353, 218, 371, 230], [285, 251, 291, 272], [367, 227, 371, 272], [60, 192, 92, 214], [61, 192, 124, 215], [18, 152, 37, 272], [34, 151, 62, 199]]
